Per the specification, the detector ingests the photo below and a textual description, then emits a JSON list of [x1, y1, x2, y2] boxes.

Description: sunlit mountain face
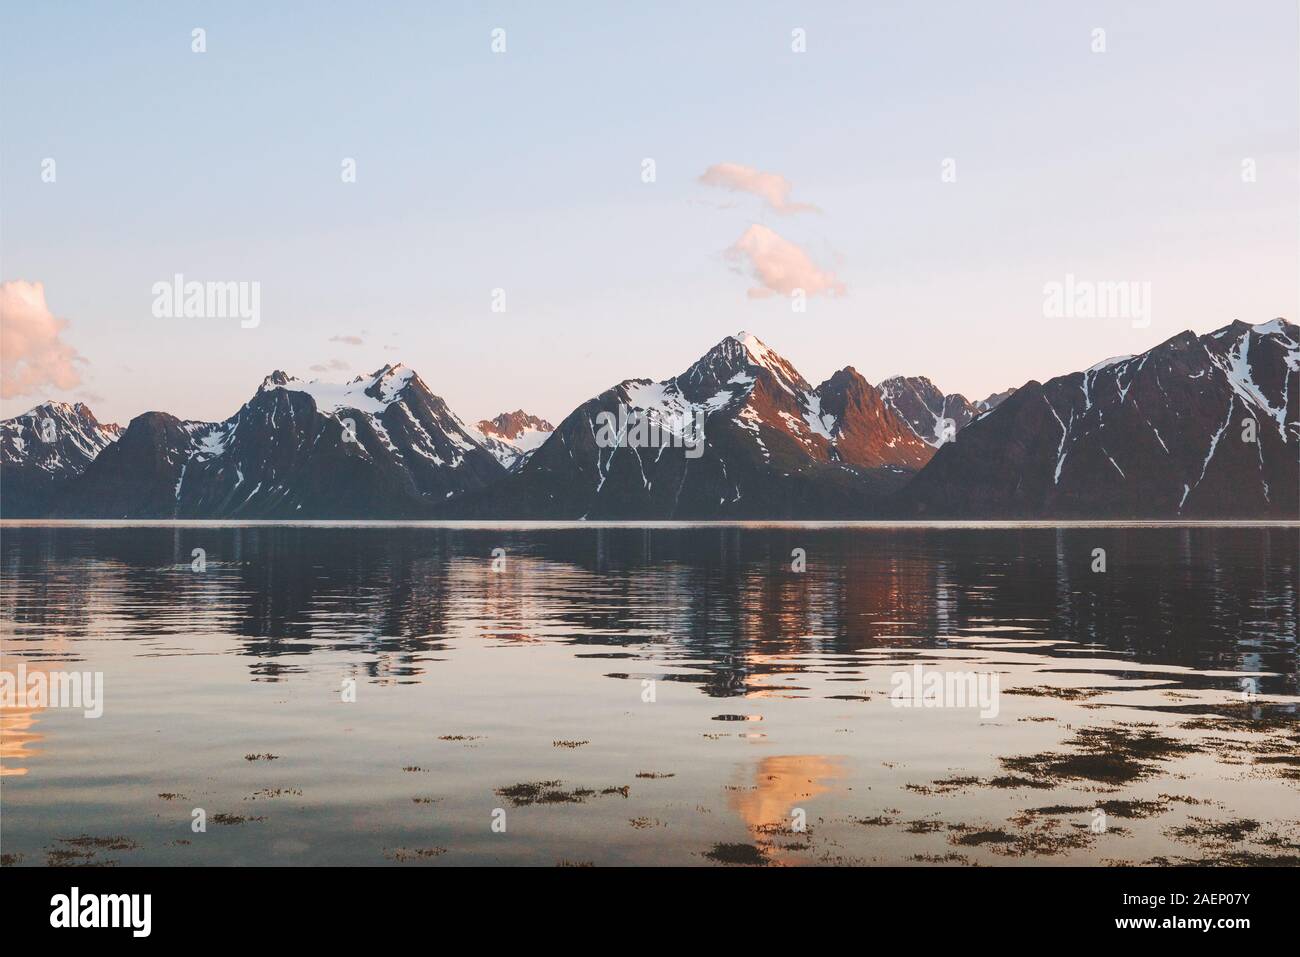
[[3, 321, 1296, 519], [5, 321, 1297, 520], [457, 332, 949, 519], [475, 411, 555, 472]]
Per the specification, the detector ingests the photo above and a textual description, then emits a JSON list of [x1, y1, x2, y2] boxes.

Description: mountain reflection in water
[[1, 524, 1296, 866]]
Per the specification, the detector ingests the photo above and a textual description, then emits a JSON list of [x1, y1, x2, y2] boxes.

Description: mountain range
[[898, 319, 1299, 518], [2, 320, 1296, 519]]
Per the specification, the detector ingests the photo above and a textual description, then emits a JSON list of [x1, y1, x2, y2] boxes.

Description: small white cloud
[[0, 280, 85, 399], [699, 163, 820, 215], [725, 224, 846, 299], [329, 335, 364, 346]]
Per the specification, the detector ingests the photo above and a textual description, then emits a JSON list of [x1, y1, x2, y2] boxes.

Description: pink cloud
[[699, 163, 820, 215], [725, 224, 846, 299], [309, 358, 350, 373], [0, 280, 84, 399]]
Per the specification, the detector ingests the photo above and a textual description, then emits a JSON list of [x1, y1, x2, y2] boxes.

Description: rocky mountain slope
[[452, 332, 933, 518], [54, 364, 504, 518], [4, 321, 1294, 520], [879, 376, 1014, 446], [0, 401, 122, 516], [475, 410, 554, 471], [897, 320, 1299, 518]]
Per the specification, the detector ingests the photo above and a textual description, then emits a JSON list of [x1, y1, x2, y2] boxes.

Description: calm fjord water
[[2, 524, 1297, 866]]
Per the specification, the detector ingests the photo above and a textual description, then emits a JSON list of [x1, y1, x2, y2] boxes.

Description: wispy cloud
[[329, 335, 364, 346], [726, 224, 846, 299], [699, 163, 820, 215], [309, 358, 350, 374], [0, 280, 85, 399]]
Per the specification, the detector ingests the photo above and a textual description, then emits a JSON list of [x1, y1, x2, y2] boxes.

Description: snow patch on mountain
[[262, 364, 415, 416], [474, 410, 555, 470], [880, 376, 976, 447], [1209, 323, 1297, 436], [801, 394, 836, 440], [1, 401, 122, 474]]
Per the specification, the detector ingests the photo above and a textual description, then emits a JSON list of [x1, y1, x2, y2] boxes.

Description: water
[[2, 523, 1297, 866]]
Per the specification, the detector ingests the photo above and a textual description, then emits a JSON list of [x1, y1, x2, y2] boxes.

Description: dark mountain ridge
[[897, 319, 1299, 518], [3, 320, 1295, 519]]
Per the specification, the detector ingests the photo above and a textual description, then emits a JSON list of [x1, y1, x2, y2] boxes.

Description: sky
[[2, 0, 1297, 427]]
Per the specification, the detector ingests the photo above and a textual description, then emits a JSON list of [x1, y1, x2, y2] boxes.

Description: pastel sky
[[2, 1, 1297, 427]]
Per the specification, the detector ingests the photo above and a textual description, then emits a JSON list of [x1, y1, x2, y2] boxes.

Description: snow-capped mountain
[[475, 411, 554, 471], [880, 376, 978, 446], [6, 322, 1293, 520], [0, 401, 122, 515], [878, 377, 1017, 446], [898, 319, 1300, 518], [456, 332, 931, 518], [58, 364, 504, 518]]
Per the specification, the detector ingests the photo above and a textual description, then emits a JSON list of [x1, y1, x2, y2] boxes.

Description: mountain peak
[[879, 375, 978, 447], [1, 397, 123, 493], [478, 410, 554, 440], [679, 331, 810, 400], [820, 366, 866, 389], [881, 373, 937, 390], [366, 363, 416, 404], [260, 370, 296, 391], [256, 363, 418, 414], [474, 409, 554, 471], [901, 315, 1299, 518], [11, 399, 111, 427], [730, 330, 784, 368], [1251, 318, 1293, 336], [1211, 318, 1295, 336], [344, 362, 404, 384]]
